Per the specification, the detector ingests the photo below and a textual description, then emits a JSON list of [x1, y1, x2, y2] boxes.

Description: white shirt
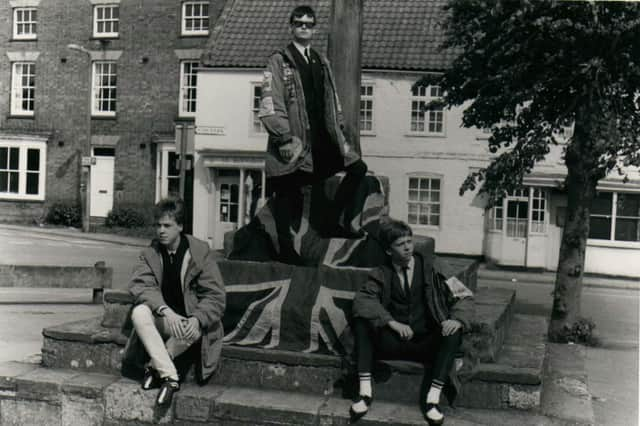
[[292, 41, 311, 63], [393, 256, 415, 292]]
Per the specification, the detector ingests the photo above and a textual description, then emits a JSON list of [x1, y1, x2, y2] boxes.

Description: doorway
[[90, 147, 115, 217], [214, 170, 240, 249]]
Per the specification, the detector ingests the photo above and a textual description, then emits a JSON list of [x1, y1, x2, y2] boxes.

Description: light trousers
[[130, 304, 201, 380]]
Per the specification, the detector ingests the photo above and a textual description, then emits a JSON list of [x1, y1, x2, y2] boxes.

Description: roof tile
[[203, 0, 455, 71]]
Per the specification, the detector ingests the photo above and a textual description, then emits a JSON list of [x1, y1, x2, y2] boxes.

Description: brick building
[[0, 0, 224, 224]]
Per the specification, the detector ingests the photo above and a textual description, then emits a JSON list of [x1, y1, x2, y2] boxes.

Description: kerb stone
[[0, 399, 62, 426], [15, 368, 78, 403], [61, 394, 105, 426], [174, 384, 225, 422], [104, 378, 173, 424], [211, 386, 323, 425]]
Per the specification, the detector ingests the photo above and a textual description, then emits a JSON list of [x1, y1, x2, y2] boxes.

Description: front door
[[214, 170, 240, 249], [90, 147, 115, 217], [502, 190, 528, 266]]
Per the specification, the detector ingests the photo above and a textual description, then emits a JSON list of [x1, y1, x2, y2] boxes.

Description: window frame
[[589, 191, 640, 244], [93, 4, 120, 39], [0, 140, 46, 201], [409, 84, 445, 137], [179, 60, 199, 118], [181, 1, 210, 36], [91, 61, 117, 117], [407, 175, 442, 228], [13, 7, 37, 40], [10, 61, 36, 117], [250, 83, 266, 135], [360, 82, 375, 135]]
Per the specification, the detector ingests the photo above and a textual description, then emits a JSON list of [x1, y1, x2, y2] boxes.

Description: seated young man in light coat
[[122, 198, 225, 407]]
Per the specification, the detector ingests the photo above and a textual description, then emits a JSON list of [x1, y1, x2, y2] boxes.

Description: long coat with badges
[[258, 45, 360, 178], [122, 235, 225, 382]]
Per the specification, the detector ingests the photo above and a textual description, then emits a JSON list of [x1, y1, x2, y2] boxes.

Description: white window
[[408, 177, 441, 226], [0, 141, 46, 200], [13, 8, 37, 40], [11, 62, 36, 117], [530, 188, 547, 233], [488, 202, 503, 231], [505, 189, 528, 237], [93, 5, 119, 38], [179, 61, 198, 117], [410, 84, 444, 135], [360, 83, 374, 133], [92, 62, 117, 117], [182, 1, 209, 36], [251, 84, 266, 133], [589, 191, 640, 242], [155, 146, 180, 202]]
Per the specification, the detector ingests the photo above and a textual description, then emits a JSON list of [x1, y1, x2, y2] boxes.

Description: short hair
[[290, 5, 316, 24], [378, 218, 413, 251], [153, 197, 185, 225]]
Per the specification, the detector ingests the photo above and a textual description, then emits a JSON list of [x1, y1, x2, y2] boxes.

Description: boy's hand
[[278, 137, 302, 163], [441, 319, 462, 336], [164, 309, 187, 339], [181, 317, 201, 341], [388, 320, 414, 340]]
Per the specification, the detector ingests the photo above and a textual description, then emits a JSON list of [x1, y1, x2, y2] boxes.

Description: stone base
[[0, 364, 573, 426]]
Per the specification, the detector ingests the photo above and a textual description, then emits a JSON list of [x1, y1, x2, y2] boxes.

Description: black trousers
[[352, 318, 461, 386], [268, 159, 367, 258]]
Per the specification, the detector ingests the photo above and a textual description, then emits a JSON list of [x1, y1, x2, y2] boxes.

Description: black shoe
[[423, 403, 444, 425], [141, 367, 160, 390], [156, 377, 180, 406], [349, 395, 372, 423]]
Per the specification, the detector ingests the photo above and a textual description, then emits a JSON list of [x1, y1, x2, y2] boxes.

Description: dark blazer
[[352, 252, 474, 331]]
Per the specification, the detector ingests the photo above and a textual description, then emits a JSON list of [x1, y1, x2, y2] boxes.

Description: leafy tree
[[420, 0, 640, 341]]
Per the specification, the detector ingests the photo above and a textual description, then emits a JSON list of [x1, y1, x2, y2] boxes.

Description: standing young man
[[259, 5, 368, 264], [122, 198, 225, 407], [350, 219, 474, 425]]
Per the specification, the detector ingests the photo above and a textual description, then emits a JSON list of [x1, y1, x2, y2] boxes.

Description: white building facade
[[191, 0, 640, 278]]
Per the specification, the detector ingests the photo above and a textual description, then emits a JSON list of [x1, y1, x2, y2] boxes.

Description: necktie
[[304, 47, 311, 63], [402, 267, 411, 296], [169, 253, 176, 265]]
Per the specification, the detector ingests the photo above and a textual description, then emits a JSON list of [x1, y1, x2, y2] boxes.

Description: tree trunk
[[548, 107, 604, 342]]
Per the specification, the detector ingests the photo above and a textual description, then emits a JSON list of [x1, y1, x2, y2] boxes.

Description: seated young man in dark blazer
[[350, 219, 474, 425]]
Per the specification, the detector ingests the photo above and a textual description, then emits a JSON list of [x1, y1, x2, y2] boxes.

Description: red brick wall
[[0, 0, 223, 223]]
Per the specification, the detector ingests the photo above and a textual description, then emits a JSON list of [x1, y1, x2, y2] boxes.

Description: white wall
[[195, 69, 266, 153], [361, 73, 488, 255]]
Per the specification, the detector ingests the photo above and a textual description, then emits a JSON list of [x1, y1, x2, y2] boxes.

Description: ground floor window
[[0, 141, 46, 200], [155, 146, 179, 201], [589, 191, 640, 242], [407, 176, 441, 226], [487, 187, 547, 236]]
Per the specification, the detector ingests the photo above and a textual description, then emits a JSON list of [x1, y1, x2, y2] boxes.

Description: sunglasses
[[292, 20, 315, 29]]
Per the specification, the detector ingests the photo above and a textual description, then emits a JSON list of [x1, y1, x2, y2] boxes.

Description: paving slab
[[541, 343, 595, 425]]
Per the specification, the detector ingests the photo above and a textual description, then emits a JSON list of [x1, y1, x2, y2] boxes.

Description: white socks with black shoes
[[425, 380, 444, 423], [351, 372, 372, 414]]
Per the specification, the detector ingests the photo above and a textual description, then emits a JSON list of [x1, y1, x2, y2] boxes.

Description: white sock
[[426, 380, 443, 404], [358, 372, 372, 397]]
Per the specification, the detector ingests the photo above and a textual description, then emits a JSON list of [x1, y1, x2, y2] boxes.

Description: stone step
[[0, 362, 570, 426], [40, 289, 525, 409]]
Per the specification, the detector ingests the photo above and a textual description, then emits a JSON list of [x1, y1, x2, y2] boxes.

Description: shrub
[[45, 202, 82, 228], [105, 206, 149, 228], [558, 317, 598, 346]]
